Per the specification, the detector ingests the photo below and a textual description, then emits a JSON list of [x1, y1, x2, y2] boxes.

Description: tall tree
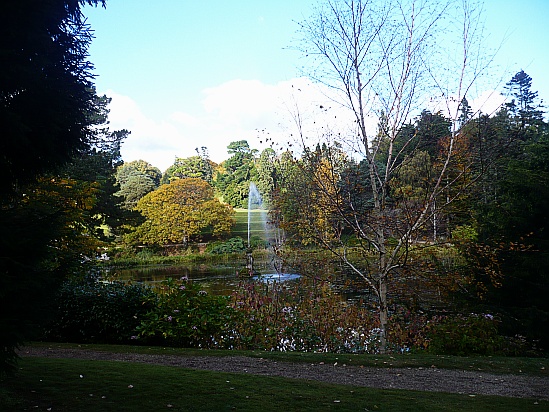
[[64, 92, 130, 239], [215, 140, 258, 208], [117, 160, 162, 187], [462, 74, 549, 349], [255, 148, 278, 205], [162, 149, 214, 185], [504, 70, 544, 133], [0, 0, 107, 376], [116, 159, 161, 210], [291, 0, 493, 352], [0, 0, 106, 195]]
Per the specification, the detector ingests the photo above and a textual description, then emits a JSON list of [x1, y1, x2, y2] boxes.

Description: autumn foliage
[[128, 178, 235, 246]]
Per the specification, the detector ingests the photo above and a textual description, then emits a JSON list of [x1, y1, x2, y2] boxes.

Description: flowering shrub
[[45, 274, 530, 355], [228, 278, 382, 353], [136, 277, 234, 348]]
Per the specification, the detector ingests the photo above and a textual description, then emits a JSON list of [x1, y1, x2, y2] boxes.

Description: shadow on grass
[[2, 356, 547, 412]]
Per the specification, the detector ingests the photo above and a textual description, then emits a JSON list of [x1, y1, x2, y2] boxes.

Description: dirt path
[[20, 347, 549, 400]]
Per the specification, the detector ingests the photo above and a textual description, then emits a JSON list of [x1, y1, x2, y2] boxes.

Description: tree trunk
[[379, 277, 388, 354]]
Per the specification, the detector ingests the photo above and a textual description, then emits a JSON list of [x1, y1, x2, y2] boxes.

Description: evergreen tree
[[0, 0, 107, 376], [504, 70, 544, 133], [458, 97, 473, 127], [214, 140, 258, 208], [462, 73, 549, 350]]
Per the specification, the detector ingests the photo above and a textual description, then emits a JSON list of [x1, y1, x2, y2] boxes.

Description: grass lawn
[[1, 344, 547, 411], [233, 208, 270, 241], [2, 357, 547, 412]]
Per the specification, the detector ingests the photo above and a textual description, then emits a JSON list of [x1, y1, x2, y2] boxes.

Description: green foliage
[[0, 0, 106, 194], [451, 224, 478, 242], [214, 140, 258, 208], [207, 237, 247, 254], [116, 160, 162, 186], [136, 277, 234, 348], [117, 173, 157, 209], [115, 160, 161, 210], [254, 148, 278, 205], [162, 153, 214, 184], [249, 235, 268, 249], [461, 76, 549, 350], [0, 0, 108, 376], [44, 276, 156, 344], [504, 70, 544, 132], [0, 172, 110, 376], [425, 314, 505, 356]]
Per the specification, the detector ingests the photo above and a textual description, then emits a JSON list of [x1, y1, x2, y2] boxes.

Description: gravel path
[[20, 347, 549, 400]]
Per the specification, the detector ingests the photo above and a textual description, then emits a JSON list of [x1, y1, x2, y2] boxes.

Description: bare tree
[[286, 0, 495, 353]]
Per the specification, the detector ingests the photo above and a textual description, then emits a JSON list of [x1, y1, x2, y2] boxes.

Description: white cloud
[[103, 79, 352, 171], [469, 90, 506, 116], [104, 81, 509, 173]]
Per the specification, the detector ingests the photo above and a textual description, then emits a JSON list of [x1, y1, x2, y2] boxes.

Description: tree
[[479, 135, 549, 348], [129, 178, 234, 246], [0, 0, 108, 376], [290, 0, 493, 352], [214, 140, 258, 208], [117, 173, 157, 210], [461, 74, 549, 349], [504, 70, 544, 133], [116, 160, 161, 210], [162, 150, 214, 185], [116, 160, 162, 187], [63, 92, 130, 239], [0, 0, 106, 195], [255, 148, 277, 205]]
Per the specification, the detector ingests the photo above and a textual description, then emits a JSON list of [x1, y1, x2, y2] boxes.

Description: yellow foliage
[[131, 178, 234, 245]]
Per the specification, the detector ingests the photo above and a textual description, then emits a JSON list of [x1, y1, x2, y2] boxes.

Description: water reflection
[[109, 260, 300, 296]]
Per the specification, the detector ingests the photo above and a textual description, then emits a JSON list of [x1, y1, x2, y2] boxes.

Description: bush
[[424, 313, 505, 356], [44, 277, 156, 344], [136, 277, 234, 348], [229, 278, 380, 353], [248, 235, 268, 249], [207, 237, 247, 254]]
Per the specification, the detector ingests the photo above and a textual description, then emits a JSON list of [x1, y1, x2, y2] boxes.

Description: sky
[[83, 0, 549, 172]]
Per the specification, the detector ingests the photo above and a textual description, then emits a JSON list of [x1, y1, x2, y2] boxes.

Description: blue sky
[[84, 0, 549, 172]]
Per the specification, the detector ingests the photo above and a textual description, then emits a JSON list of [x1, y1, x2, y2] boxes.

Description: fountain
[[246, 182, 299, 282], [247, 182, 266, 248]]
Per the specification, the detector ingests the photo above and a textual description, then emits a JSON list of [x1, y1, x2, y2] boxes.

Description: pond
[[108, 258, 301, 296]]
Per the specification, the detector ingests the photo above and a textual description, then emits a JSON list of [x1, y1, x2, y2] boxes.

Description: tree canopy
[[0, 0, 106, 195], [129, 178, 234, 246], [0, 0, 108, 376]]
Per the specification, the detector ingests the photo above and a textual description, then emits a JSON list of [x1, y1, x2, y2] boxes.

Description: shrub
[[44, 276, 157, 344], [248, 235, 268, 249], [424, 313, 505, 356], [387, 309, 430, 352], [207, 237, 247, 254], [228, 278, 380, 353], [136, 277, 234, 348]]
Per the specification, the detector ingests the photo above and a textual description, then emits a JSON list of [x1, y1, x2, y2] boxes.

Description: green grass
[[2, 356, 547, 412], [233, 208, 270, 240]]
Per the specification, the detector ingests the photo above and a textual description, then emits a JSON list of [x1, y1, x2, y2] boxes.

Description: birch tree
[[289, 0, 494, 352]]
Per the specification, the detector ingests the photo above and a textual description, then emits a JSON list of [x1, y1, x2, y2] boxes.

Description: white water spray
[[247, 182, 266, 247]]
